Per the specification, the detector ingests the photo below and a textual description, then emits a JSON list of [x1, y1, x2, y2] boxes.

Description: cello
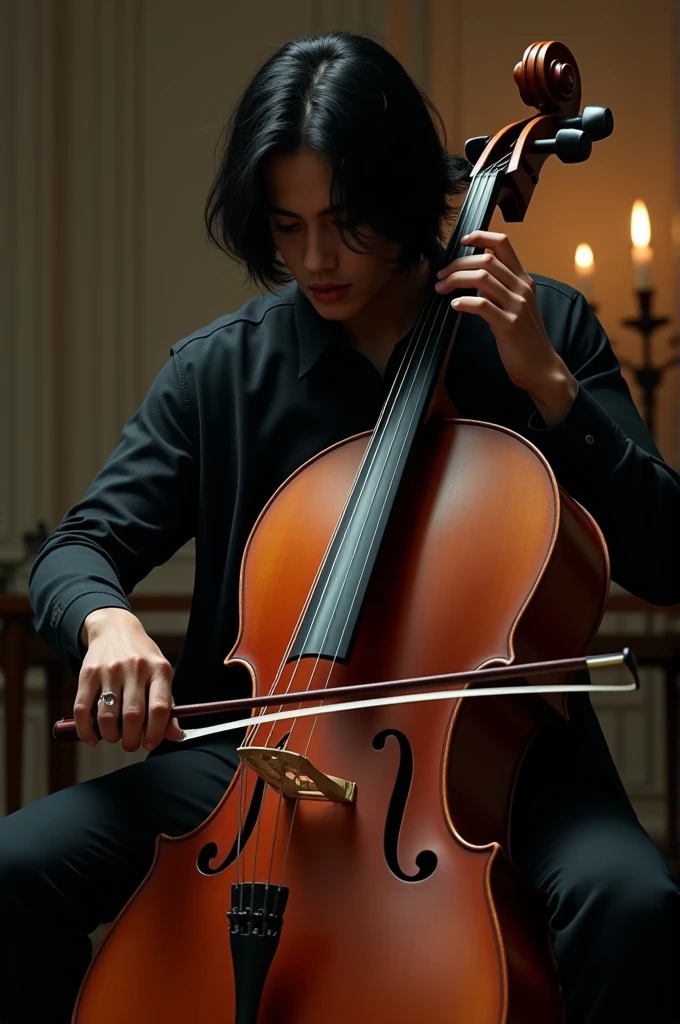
[[67, 40, 629, 1023]]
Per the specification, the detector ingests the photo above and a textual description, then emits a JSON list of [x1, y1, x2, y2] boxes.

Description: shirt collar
[[293, 243, 446, 379], [294, 285, 344, 379]]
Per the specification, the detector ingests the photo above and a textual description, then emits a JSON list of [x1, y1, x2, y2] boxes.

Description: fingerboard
[[289, 160, 507, 662]]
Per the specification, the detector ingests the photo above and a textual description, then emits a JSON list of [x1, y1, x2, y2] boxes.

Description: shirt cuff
[[525, 382, 630, 475], [57, 591, 132, 675]]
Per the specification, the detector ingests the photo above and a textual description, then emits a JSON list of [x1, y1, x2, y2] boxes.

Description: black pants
[[0, 697, 677, 1023]]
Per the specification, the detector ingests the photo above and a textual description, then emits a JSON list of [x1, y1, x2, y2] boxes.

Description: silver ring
[[98, 690, 118, 708]]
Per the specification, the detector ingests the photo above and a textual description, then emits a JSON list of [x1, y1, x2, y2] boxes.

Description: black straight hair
[[205, 31, 471, 290]]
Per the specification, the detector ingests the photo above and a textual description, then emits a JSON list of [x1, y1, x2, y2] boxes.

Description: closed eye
[[272, 221, 301, 233]]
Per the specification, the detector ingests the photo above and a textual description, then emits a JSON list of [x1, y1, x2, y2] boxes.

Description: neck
[[341, 260, 433, 373]]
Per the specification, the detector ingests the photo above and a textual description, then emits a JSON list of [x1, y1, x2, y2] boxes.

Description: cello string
[[245, 240, 453, 887], [266, 166, 502, 890], [240, 159, 503, 892], [236, 768, 245, 897], [277, 161, 501, 740], [294, 166, 499, 763], [248, 157, 501, 756], [272, 192, 497, 895], [234, 169, 481, 770], [268, 164, 501, 855], [302, 163, 500, 700], [265, 785, 287, 892], [238, 275, 434, 754], [269, 166, 504, 888], [252, 170, 465, 739]]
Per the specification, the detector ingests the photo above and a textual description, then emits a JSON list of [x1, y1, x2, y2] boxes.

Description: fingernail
[[180, 731, 187, 741]]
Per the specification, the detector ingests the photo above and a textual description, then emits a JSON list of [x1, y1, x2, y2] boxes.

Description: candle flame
[[631, 200, 651, 248], [574, 244, 594, 270]]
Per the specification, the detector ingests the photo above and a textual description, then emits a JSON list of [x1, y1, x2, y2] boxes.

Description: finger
[[119, 674, 148, 752], [450, 294, 516, 334], [73, 667, 101, 746], [436, 266, 521, 310], [142, 664, 174, 751], [97, 669, 125, 744], [163, 715, 184, 743], [460, 231, 528, 280], [437, 253, 524, 295]]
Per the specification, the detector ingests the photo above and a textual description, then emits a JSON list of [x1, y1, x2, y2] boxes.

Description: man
[[1, 30, 678, 1023]]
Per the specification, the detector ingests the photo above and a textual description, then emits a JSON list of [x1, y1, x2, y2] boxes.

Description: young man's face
[[266, 147, 401, 323]]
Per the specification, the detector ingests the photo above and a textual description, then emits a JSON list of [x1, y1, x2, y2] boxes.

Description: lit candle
[[630, 199, 653, 289], [574, 244, 595, 303]]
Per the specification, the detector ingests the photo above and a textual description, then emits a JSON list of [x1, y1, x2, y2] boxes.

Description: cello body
[[74, 418, 609, 1023]]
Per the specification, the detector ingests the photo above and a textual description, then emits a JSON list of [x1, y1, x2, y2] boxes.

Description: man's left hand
[[434, 230, 574, 398]]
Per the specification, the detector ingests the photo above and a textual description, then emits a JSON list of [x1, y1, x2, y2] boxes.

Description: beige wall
[[1, 0, 677, 835]]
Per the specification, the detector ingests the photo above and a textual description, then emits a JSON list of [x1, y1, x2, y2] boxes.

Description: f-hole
[[197, 733, 291, 876], [373, 728, 437, 882]]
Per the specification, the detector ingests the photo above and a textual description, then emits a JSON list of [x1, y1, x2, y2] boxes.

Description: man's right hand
[[74, 607, 182, 752]]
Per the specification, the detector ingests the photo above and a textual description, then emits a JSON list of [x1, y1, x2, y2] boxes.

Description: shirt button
[[585, 434, 595, 444]]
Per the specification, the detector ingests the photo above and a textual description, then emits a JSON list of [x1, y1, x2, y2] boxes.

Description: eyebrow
[[267, 203, 347, 218]]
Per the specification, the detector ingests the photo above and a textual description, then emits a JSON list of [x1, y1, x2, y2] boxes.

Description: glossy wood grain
[[74, 419, 606, 1023]]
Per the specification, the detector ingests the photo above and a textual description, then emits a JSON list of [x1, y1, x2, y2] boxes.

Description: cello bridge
[[237, 746, 356, 803]]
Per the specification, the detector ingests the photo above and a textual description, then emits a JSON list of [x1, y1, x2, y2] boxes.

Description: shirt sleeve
[[28, 354, 199, 676], [524, 291, 680, 606]]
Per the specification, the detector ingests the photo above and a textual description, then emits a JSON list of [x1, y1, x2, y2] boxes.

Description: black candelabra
[[608, 289, 679, 441]]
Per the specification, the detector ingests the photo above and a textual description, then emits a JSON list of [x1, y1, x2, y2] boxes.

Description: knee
[[556, 832, 678, 938], [600, 863, 678, 931]]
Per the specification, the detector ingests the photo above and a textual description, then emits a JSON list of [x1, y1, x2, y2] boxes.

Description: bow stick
[[52, 648, 639, 743]]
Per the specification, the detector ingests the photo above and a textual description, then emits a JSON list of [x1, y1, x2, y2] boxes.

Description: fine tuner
[[465, 104, 614, 166]]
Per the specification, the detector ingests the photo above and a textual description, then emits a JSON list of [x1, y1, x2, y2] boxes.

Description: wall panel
[[0, 0, 54, 554], [55, 0, 145, 511]]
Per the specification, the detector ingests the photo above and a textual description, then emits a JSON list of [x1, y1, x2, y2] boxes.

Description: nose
[[303, 225, 337, 275]]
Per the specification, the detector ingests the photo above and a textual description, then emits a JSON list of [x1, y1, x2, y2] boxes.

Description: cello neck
[[288, 164, 505, 665]]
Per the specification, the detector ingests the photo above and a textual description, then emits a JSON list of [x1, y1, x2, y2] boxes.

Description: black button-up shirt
[[29, 276, 680, 709]]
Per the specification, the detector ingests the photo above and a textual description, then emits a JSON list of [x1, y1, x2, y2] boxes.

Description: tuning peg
[[530, 128, 593, 163], [560, 105, 614, 141], [466, 106, 611, 168], [464, 135, 490, 164]]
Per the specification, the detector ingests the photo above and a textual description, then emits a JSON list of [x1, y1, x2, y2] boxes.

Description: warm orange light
[[574, 244, 594, 301], [630, 200, 651, 248], [630, 200, 653, 288], [574, 244, 594, 271]]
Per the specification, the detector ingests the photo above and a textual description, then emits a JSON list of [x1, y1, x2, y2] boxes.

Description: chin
[[308, 294, 367, 322], [313, 304, 353, 321]]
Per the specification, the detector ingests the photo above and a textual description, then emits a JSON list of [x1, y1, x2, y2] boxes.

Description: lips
[[309, 284, 351, 305]]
